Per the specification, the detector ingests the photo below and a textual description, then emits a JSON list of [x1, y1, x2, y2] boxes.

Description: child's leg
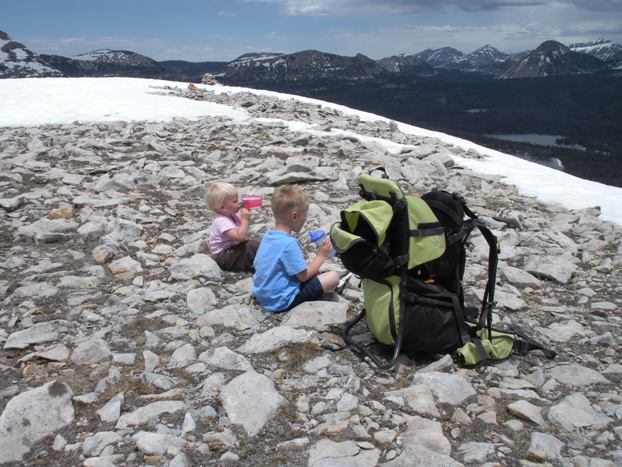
[[317, 271, 340, 293], [215, 240, 258, 272], [286, 271, 340, 310]]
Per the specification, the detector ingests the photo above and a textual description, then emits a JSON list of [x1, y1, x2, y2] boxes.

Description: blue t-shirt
[[252, 229, 307, 312]]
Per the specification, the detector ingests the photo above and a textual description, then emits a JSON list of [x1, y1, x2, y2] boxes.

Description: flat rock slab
[[199, 346, 254, 371], [547, 393, 613, 431], [115, 400, 186, 429], [4, 319, 69, 350], [281, 300, 349, 330], [71, 337, 112, 365], [12, 282, 60, 299], [412, 371, 476, 405], [385, 384, 440, 418], [307, 439, 380, 466], [220, 371, 286, 436], [527, 432, 565, 462], [132, 431, 187, 455], [524, 254, 577, 284], [549, 363, 610, 386], [169, 254, 221, 281], [0, 381, 74, 464], [539, 319, 592, 343], [237, 326, 318, 354], [197, 305, 261, 331], [383, 415, 462, 467]]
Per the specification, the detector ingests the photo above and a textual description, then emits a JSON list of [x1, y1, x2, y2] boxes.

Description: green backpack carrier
[[330, 168, 556, 369]]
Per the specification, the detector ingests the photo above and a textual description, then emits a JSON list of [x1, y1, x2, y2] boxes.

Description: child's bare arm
[[296, 238, 332, 282], [224, 208, 250, 242]]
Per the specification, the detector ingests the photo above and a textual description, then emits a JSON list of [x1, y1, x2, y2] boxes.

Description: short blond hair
[[205, 182, 237, 211], [271, 185, 309, 222]]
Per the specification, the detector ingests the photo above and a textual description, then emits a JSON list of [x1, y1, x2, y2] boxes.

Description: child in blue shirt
[[252, 185, 339, 312]]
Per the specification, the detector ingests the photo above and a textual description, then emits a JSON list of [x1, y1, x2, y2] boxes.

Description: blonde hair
[[205, 182, 237, 211], [271, 185, 309, 222]]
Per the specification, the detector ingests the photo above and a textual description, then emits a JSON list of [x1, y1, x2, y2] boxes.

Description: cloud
[[248, 0, 622, 14], [570, 0, 622, 10], [218, 10, 237, 16]]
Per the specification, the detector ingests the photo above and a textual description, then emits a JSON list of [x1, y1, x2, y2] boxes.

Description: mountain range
[[2, 29, 621, 187], [2, 29, 621, 82]]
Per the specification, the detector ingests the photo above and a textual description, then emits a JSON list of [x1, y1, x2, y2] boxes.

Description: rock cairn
[[0, 84, 621, 466]]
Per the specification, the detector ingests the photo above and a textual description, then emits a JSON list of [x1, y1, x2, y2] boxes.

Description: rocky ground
[[0, 84, 621, 466]]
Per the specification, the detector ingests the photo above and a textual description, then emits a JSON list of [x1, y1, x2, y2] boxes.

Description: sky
[[1, 76, 621, 227], [3, 0, 622, 62]]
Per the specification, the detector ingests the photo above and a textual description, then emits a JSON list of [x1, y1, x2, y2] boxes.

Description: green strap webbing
[[410, 226, 445, 237]]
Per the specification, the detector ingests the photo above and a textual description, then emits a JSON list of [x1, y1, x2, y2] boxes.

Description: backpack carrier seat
[[331, 168, 555, 369]]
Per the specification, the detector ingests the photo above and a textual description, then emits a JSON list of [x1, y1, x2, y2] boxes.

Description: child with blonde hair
[[252, 185, 339, 312], [206, 182, 258, 272]]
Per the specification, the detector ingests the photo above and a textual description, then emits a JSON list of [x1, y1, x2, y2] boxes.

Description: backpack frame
[[331, 168, 555, 369]]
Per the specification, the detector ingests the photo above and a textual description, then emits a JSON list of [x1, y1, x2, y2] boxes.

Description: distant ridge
[[499, 40, 607, 79], [1, 29, 620, 80], [0, 31, 62, 78], [222, 50, 385, 83]]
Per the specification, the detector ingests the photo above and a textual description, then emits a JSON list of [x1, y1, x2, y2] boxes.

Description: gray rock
[[549, 363, 611, 386], [97, 393, 124, 422], [337, 393, 359, 413], [12, 282, 60, 299], [17, 218, 78, 242], [187, 287, 218, 312], [539, 319, 591, 342], [281, 300, 349, 330], [499, 264, 541, 287], [169, 343, 196, 368], [548, 393, 613, 431], [526, 432, 564, 462], [71, 337, 112, 365], [200, 373, 226, 400], [419, 354, 454, 373], [0, 381, 74, 463], [385, 384, 440, 418], [458, 442, 497, 463], [307, 439, 380, 467], [115, 400, 186, 429], [199, 346, 254, 371], [524, 253, 578, 284], [220, 372, 287, 436], [0, 195, 24, 211], [82, 431, 123, 456], [4, 319, 69, 350], [102, 218, 142, 242], [602, 364, 622, 383], [196, 304, 260, 330], [132, 431, 186, 455], [383, 415, 462, 467], [169, 253, 221, 280], [412, 371, 476, 405], [237, 326, 318, 354], [507, 400, 548, 428], [139, 372, 179, 390], [108, 256, 143, 280], [31, 343, 71, 362]]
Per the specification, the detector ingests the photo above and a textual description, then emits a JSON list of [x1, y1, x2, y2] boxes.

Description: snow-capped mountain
[[499, 40, 607, 79], [0, 30, 62, 78], [41, 49, 166, 78], [390, 45, 511, 76], [375, 54, 436, 76], [222, 50, 385, 82], [467, 45, 510, 66], [412, 47, 465, 68], [569, 39, 622, 63]]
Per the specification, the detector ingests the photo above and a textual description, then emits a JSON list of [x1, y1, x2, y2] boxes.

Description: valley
[[219, 73, 622, 187]]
